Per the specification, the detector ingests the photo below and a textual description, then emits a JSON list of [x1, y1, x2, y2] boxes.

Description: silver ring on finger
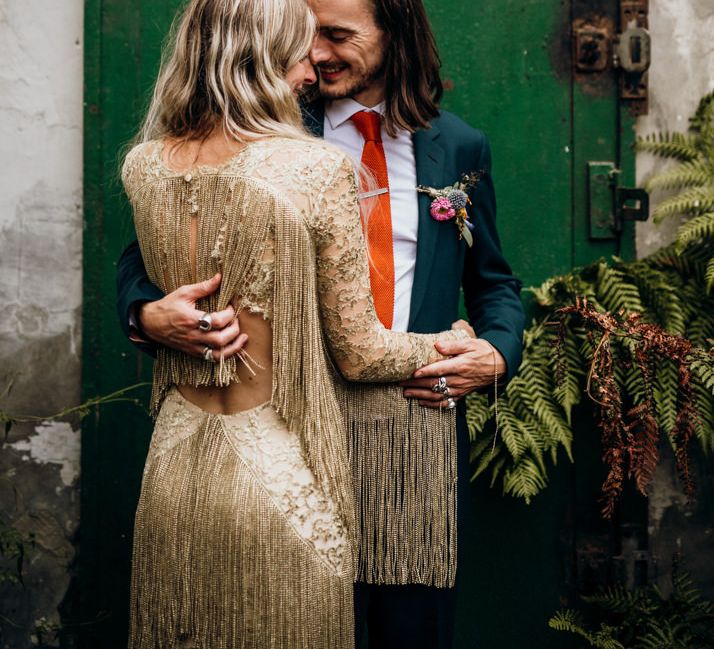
[[432, 376, 448, 393], [447, 397, 457, 409], [202, 345, 215, 362], [198, 312, 213, 332]]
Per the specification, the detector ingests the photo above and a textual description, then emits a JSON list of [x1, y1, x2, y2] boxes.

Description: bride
[[122, 0, 468, 646]]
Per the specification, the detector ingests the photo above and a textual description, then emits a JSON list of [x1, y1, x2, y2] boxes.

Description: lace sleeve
[[310, 153, 467, 382]]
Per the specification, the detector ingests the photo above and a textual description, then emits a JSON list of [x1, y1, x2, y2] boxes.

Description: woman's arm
[[311, 153, 468, 382]]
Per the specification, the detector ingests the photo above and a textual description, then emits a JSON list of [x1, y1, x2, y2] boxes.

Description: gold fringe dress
[[121, 137, 466, 649]]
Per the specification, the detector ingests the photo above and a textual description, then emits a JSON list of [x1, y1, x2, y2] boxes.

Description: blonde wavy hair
[[139, 0, 317, 143]]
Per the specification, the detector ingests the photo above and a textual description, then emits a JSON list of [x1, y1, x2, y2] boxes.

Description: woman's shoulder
[[245, 137, 355, 197], [121, 140, 164, 198], [260, 137, 352, 172], [122, 139, 162, 168]]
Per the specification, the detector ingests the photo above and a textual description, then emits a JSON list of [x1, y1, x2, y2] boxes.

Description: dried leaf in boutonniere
[[417, 171, 483, 247]]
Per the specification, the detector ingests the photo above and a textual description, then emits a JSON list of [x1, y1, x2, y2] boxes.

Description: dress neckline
[[154, 137, 273, 176]]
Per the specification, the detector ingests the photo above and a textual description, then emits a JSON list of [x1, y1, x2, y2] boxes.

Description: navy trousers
[[354, 582, 459, 649]]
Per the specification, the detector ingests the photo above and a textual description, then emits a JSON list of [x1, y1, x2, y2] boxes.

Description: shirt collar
[[325, 98, 386, 130]]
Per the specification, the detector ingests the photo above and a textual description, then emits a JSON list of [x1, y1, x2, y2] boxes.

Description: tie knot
[[350, 110, 382, 143]]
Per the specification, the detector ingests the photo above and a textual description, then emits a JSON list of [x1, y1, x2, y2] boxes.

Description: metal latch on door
[[613, 23, 651, 74], [588, 162, 649, 240], [573, 0, 651, 114]]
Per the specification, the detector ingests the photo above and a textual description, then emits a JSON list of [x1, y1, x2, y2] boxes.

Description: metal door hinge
[[588, 162, 649, 240]]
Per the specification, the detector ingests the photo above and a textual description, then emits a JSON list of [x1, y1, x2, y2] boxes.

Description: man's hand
[[400, 336, 506, 408], [137, 273, 247, 361]]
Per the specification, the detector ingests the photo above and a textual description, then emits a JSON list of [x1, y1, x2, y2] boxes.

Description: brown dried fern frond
[[556, 299, 705, 519]]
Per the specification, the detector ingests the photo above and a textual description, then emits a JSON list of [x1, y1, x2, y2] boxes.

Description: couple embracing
[[117, 0, 524, 646]]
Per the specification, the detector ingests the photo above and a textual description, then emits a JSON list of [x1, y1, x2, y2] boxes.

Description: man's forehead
[[310, 0, 375, 26]]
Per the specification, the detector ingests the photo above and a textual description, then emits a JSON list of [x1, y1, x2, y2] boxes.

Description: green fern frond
[[529, 271, 598, 309], [654, 361, 679, 437], [548, 610, 626, 649], [497, 403, 529, 461], [649, 245, 702, 279], [690, 354, 714, 393], [627, 261, 687, 335], [502, 456, 548, 502], [529, 276, 563, 307], [489, 455, 507, 489], [624, 364, 648, 405], [637, 619, 710, 649], [584, 584, 648, 615], [705, 256, 714, 293], [531, 393, 573, 461], [464, 392, 491, 442], [679, 274, 714, 320], [686, 314, 714, 348], [690, 90, 714, 133], [597, 264, 644, 315], [672, 571, 711, 610], [636, 132, 701, 161], [470, 437, 501, 480], [553, 363, 582, 425], [652, 186, 714, 223], [548, 609, 583, 632], [512, 359, 572, 455], [552, 570, 714, 649], [675, 213, 714, 250], [553, 326, 585, 424], [644, 160, 711, 192]]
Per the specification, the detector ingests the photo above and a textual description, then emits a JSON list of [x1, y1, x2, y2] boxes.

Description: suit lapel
[[408, 123, 445, 330], [301, 101, 445, 331]]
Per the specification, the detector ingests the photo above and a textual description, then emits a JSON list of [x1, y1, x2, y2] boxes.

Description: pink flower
[[430, 197, 455, 221]]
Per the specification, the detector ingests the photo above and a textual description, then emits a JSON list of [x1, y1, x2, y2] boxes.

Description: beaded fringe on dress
[[129, 407, 353, 649], [135, 175, 355, 534], [131, 175, 356, 646], [337, 382, 458, 588]]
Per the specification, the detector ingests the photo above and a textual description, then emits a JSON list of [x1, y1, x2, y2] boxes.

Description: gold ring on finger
[[198, 312, 213, 332]]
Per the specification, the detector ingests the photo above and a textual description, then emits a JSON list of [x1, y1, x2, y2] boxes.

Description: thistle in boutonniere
[[417, 171, 483, 247]]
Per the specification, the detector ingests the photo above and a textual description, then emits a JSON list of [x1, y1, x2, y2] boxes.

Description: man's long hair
[[372, 0, 443, 136]]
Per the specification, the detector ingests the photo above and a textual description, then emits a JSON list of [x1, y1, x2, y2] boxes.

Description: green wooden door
[[424, 1, 638, 647], [81, 2, 185, 645], [81, 0, 637, 646]]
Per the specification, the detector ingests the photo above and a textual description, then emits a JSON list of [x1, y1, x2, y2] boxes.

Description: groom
[[116, 0, 524, 646]]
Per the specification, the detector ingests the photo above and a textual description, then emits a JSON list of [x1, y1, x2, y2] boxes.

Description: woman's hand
[[450, 319, 476, 338]]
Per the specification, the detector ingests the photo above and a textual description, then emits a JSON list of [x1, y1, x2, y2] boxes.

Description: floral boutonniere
[[417, 171, 483, 247]]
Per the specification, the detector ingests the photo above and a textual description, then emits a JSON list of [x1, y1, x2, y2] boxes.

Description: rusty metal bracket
[[617, 0, 650, 114], [572, 2, 650, 115], [574, 24, 610, 73]]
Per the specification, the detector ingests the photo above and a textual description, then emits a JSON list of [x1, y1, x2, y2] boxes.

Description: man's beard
[[318, 59, 386, 101]]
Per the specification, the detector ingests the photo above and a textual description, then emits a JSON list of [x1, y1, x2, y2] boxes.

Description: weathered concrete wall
[[635, 0, 714, 600], [636, 0, 714, 256], [0, 0, 83, 646]]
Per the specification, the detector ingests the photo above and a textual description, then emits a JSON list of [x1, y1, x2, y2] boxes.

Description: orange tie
[[350, 110, 394, 329]]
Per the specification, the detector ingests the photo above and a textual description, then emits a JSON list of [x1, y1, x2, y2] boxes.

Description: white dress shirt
[[323, 98, 419, 332]]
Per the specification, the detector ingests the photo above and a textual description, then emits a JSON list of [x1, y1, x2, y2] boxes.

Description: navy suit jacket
[[116, 104, 524, 380]]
